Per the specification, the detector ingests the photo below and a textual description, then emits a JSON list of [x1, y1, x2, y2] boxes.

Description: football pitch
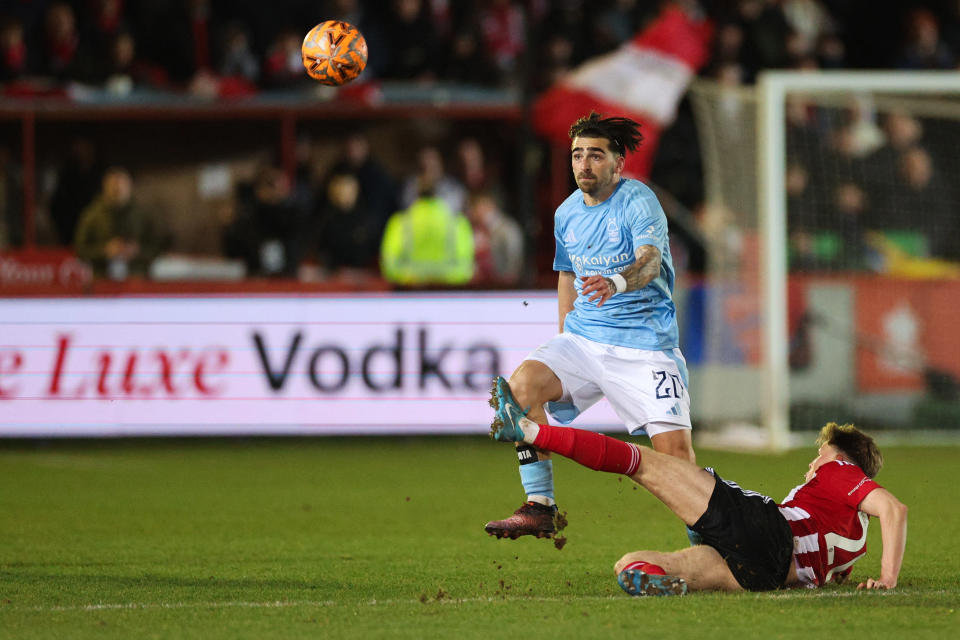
[[1, 436, 957, 639]]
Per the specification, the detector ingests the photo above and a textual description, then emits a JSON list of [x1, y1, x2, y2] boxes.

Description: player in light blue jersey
[[485, 112, 698, 541]]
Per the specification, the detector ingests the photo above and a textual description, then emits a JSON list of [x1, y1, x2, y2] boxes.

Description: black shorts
[[690, 469, 794, 591]]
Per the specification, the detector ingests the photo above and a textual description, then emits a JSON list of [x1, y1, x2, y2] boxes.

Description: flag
[[531, 6, 713, 179]]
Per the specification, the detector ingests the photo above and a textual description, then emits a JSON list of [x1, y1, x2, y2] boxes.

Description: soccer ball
[[302, 20, 368, 86]]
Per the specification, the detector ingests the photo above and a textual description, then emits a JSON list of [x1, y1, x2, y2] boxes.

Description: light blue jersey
[[553, 178, 678, 350]]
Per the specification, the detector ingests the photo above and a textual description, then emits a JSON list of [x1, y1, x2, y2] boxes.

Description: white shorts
[[526, 332, 691, 438]]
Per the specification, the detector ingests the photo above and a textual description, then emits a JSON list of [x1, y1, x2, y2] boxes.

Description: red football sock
[[532, 424, 641, 476], [621, 560, 666, 575]]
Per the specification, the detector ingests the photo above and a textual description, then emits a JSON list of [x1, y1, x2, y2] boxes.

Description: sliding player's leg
[[490, 385, 716, 527], [614, 545, 742, 595], [649, 428, 701, 544]]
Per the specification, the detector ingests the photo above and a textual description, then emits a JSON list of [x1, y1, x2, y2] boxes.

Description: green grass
[[1, 437, 958, 639]]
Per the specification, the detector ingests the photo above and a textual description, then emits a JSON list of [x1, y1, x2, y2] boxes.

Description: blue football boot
[[618, 568, 688, 597]]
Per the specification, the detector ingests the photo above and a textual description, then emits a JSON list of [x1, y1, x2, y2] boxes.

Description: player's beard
[[576, 170, 614, 197]]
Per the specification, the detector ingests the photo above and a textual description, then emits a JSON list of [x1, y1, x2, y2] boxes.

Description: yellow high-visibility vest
[[380, 197, 474, 285]]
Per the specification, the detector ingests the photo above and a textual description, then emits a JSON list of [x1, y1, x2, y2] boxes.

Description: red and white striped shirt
[[778, 460, 881, 588]]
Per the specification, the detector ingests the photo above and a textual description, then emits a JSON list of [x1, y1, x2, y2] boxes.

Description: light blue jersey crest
[[553, 178, 678, 350]]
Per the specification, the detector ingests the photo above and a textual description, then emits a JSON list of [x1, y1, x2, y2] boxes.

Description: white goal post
[[757, 71, 960, 450]]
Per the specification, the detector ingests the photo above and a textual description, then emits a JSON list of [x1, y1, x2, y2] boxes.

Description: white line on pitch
[[29, 595, 622, 612], [21, 589, 930, 612]]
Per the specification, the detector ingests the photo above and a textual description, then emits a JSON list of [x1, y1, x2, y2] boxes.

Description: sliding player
[[490, 376, 908, 595]]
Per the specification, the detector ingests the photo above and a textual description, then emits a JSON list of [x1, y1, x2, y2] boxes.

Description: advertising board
[[0, 293, 624, 436]]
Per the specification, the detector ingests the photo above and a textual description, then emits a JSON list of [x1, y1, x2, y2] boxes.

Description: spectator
[[817, 121, 875, 209], [454, 137, 497, 195], [380, 179, 474, 286], [87, 30, 169, 93], [0, 16, 28, 83], [400, 145, 466, 214], [896, 8, 954, 70], [74, 167, 164, 279], [465, 191, 524, 285], [224, 165, 303, 277], [100, 30, 136, 92], [81, 0, 128, 65], [830, 181, 870, 270], [816, 31, 846, 69], [326, 131, 398, 240], [863, 110, 924, 217], [378, 0, 443, 82], [49, 138, 102, 246], [313, 170, 380, 274], [218, 22, 258, 83], [442, 24, 499, 85], [261, 28, 308, 89], [37, 2, 85, 80], [712, 22, 745, 68], [882, 110, 924, 152], [895, 146, 954, 259], [478, 0, 525, 80]]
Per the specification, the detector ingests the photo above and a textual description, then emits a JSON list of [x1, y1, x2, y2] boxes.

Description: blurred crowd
[[218, 131, 524, 286], [782, 101, 960, 272], [699, 1, 960, 271], [0, 0, 662, 96], [34, 129, 525, 286], [3, 0, 960, 283], [705, 0, 960, 84], [4, 0, 960, 96]]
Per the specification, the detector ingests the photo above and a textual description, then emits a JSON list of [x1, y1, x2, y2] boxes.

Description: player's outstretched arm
[[580, 245, 661, 307], [857, 488, 908, 589]]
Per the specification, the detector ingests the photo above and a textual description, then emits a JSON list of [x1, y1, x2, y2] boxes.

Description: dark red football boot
[[484, 501, 559, 539]]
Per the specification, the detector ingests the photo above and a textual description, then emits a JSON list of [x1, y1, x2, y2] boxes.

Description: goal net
[[688, 71, 960, 449]]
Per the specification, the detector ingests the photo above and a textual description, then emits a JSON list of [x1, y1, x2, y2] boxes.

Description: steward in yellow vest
[[380, 192, 474, 286]]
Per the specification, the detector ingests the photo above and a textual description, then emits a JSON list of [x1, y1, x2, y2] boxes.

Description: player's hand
[[580, 275, 614, 307], [856, 577, 895, 590]]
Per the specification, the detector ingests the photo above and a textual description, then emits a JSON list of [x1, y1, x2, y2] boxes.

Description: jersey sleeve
[[628, 194, 668, 251], [818, 461, 882, 508], [553, 219, 573, 272]]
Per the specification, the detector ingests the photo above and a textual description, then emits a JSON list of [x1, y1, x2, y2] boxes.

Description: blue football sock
[[519, 459, 554, 501], [686, 526, 703, 546]]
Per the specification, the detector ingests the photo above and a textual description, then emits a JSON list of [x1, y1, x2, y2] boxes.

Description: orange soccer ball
[[302, 20, 368, 86]]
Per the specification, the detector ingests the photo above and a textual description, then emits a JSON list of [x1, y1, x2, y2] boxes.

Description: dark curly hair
[[568, 111, 643, 157], [816, 422, 883, 478]]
